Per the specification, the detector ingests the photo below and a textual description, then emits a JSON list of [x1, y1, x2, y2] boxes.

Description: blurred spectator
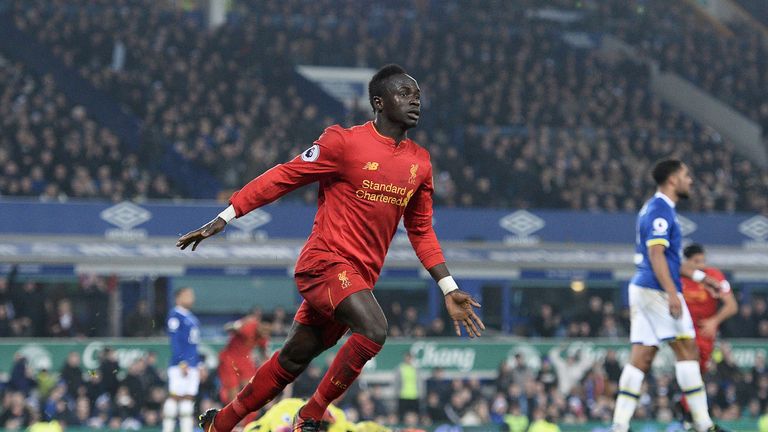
[[548, 346, 593, 396], [0, 304, 12, 337], [49, 299, 77, 337], [11, 281, 45, 336], [528, 406, 560, 432], [536, 359, 558, 394], [124, 300, 156, 337], [531, 304, 561, 337], [121, 359, 148, 410], [60, 352, 84, 399], [726, 302, 759, 338], [0, 391, 32, 429], [98, 347, 120, 397], [8, 355, 35, 396], [268, 307, 288, 337], [395, 352, 420, 422]]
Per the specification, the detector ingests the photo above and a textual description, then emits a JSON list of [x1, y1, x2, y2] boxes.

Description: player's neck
[[373, 117, 407, 145], [655, 188, 678, 205]]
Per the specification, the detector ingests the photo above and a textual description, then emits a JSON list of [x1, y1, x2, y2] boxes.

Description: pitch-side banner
[[2, 338, 765, 375], [0, 199, 766, 247]]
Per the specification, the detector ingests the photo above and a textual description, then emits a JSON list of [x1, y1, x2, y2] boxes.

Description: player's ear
[[372, 95, 383, 112]]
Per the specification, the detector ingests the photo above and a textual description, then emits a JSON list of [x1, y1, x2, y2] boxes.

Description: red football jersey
[[220, 317, 267, 358], [682, 267, 731, 324], [230, 121, 445, 287]]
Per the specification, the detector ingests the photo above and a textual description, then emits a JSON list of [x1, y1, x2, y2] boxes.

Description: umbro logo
[[363, 162, 379, 171], [100, 201, 151, 239], [100, 202, 151, 230], [739, 215, 768, 241]]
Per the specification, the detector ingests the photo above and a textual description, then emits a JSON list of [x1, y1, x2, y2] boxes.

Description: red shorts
[[218, 352, 256, 398], [695, 334, 715, 373], [293, 261, 371, 348]]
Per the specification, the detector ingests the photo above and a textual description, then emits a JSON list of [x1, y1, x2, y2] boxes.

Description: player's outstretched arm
[[428, 263, 485, 338], [176, 215, 227, 251]]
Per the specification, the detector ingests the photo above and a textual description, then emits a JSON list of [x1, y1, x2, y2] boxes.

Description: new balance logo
[[363, 162, 379, 171]]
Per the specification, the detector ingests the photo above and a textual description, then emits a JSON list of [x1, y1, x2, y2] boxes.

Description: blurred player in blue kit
[[163, 287, 201, 432], [612, 160, 727, 432]]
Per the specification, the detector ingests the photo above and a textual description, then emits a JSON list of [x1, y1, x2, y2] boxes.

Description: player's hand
[[668, 294, 682, 319], [699, 317, 719, 339], [176, 217, 227, 251], [444, 290, 485, 338], [701, 276, 721, 299]]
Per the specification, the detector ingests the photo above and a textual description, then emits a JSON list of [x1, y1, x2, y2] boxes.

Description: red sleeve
[[404, 160, 445, 269], [239, 319, 259, 339], [705, 267, 731, 294], [229, 126, 345, 216]]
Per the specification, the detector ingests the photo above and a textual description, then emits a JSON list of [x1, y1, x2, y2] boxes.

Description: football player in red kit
[[176, 64, 485, 432], [681, 243, 738, 373], [678, 243, 738, 429], [218, 309, 270, 404]]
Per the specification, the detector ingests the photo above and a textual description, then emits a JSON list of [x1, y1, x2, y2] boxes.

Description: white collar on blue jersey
[[654, 191, 676, 208], [174, 306, 192, 316]]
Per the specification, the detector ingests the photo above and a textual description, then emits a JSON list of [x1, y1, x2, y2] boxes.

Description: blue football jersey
[[167, 306, 200, 367], [631, 193, 682, 292]]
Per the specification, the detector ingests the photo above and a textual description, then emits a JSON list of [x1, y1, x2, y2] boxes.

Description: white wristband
[[217, 205, 236, 223], [437, 276, 459, 296], [692, 270, 706, 282]]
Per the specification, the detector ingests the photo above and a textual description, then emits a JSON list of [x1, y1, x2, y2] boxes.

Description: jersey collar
[[174, 306, 192, 316], [366, 121, 405, 147], [654, 191, 676, 208]]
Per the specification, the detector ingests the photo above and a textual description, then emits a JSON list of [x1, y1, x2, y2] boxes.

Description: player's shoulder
[[705, 267, 726, 280], [315, 124, 350, 147], [407, 138, 432, 162], [323, 124, 350, 136], [644, 197, 674, 217]]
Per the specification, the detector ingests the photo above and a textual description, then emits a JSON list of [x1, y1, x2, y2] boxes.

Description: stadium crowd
[[603, 0, 768, 134], [0, 56, 176, 201], [4, 0, 768, 212], [524, 295, 768, 340], [1, 340, 767, 429]]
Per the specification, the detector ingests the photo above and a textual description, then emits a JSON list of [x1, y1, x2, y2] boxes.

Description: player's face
[[674, 164, 692, 199], [177, 289, 195, 309], [382, 74, 421, 129], [687, 253, 706, 270]]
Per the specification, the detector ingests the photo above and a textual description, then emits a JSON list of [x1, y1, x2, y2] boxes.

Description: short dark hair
[[684, 243, 705, 259], [652, 159, 684, 185], [174, 287, 191, 299], [368, 64, 407, 112]]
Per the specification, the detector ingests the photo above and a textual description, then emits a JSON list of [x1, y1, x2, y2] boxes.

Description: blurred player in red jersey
[[176, 64, 485, 432], [681, 243, 738, 372], [679, 243, 738, 429], [218, 308, 271, 404]]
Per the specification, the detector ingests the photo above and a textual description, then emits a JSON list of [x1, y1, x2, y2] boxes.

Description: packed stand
[[601, 0, 768, 134], [2, 343, 766, 429], [0, 55, 176, 202], [10, 0, 336, 200], [0, 349, 184, 430], [7, 0, 767, 212], [232, 0, 767, 213]]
